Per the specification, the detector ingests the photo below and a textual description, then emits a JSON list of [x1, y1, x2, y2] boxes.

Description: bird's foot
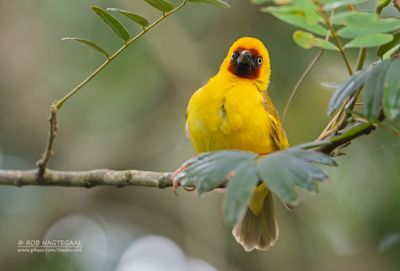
[[172, 166, 195, 195]]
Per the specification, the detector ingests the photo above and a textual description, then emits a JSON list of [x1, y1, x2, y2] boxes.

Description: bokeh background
[[1, 0, 400, 270]]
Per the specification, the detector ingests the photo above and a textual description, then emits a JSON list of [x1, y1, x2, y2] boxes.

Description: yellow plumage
[[188, 80, 274, 153], [186, 37, 288, 251]]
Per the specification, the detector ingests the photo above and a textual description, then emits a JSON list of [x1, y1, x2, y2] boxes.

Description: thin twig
[[282, 29, 330, 124], [317, 98, 350, 140], [36, 0, 188, 176], [356, 48, 367, 71], [282, 49, 324, 124], [36, 102, 58, 177], [314, 0, 353, 75], [381, 124, 400, 135]]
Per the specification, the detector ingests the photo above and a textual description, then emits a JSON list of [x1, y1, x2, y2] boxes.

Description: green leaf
[[293, 31, 338, 50], [323, 0, 367, 11], [91, 6, 130, 41], [337, 17, 400, 38], [144, 0, 174, 12], [176, 151, 257, 194], [328, 66, 372, 115], [293, 0, 322, 25], [251, 0, 274, 4], [61, 37, 109, 58], [260, 158, 298, 202], [363, 60, 391, 120], [224, 161, 259, 228], [344, 33, 393, 48], [332, 11, 377, 25], [188, 0, 231, 8], [262, 6, 328, 36], [196, 154, 254, 195], [289, 148, 337, 166], [377, 32, 400, 58], [257, 149, 335, 204], [107, 8, 149, 28], [383, 59, 400, 120]]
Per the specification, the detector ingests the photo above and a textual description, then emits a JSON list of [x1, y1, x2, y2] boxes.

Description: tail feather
[[232, 192, 279, 252]]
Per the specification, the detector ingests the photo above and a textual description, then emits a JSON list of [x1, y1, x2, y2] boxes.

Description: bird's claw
[[183, 186, 196, 192], [172, 166, 195, 195]]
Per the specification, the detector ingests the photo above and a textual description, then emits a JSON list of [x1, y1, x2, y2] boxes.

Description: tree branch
[[0, 119, 377, 188], [317, 122, 375, 154], [0, 169, 173, 188]]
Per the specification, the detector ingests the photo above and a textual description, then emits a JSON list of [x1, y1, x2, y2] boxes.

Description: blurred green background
[[0, 0, 399, 270]]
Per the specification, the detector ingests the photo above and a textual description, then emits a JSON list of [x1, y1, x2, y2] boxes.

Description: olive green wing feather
[[263, 93, 289, 150]]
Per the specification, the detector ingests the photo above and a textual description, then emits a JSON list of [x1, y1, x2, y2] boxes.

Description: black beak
[[229, 49, 259, 78], [236, 50, 253, 66]]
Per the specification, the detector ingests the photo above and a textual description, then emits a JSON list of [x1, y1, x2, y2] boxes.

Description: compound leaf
[[363, 60, 391, 120]]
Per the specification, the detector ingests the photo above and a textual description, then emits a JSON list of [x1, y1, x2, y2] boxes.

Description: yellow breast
[[187, 75, 275, 154]]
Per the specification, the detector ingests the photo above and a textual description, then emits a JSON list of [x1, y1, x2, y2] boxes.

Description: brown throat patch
[[228, 47, 261, 79]]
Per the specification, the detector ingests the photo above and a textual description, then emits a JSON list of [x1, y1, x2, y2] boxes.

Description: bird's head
[[220, 37, 271, 90]]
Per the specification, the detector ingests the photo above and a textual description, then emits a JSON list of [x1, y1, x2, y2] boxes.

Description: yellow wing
[[248, 92, 289, 215], [263, 92, 289, 150]]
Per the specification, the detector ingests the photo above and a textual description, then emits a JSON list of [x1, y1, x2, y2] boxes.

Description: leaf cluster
[[329, 57, 400, 125], [176, 149, 336, 227], [257, 0, 400, 52]]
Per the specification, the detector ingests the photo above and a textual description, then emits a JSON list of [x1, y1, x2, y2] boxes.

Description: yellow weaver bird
[[185, 37, 289, 251]]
